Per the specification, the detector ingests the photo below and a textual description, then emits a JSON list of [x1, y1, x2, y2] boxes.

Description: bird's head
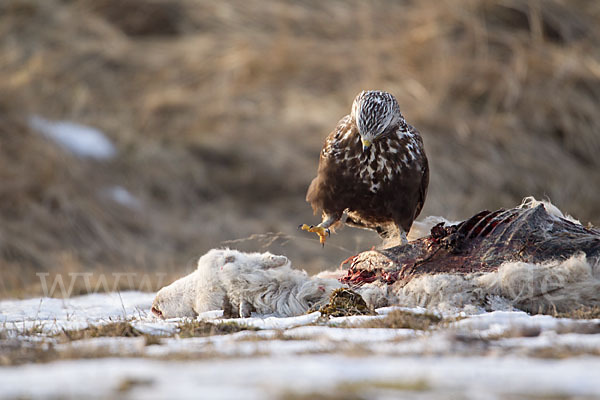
[[351, 90, 403, 151]]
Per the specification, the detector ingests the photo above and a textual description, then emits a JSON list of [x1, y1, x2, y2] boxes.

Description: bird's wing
[[306, 115, 353, 214], [414, 152, 429, 221]]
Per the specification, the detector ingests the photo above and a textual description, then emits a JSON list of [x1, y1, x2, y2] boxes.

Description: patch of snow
[[0, 292, 154, 334], [497, 331, 600, 353], [2, 292, 600, 399], [28, 115, 116, 160], [155, 338, 336, 358], [453, 310, 572, 335], [56, 336, 147, 356], [197, 310, 224, 319], [365, 331, 455, 356], [376, 305, 443, 317], [284, 326, 417, 342], [2, 356, 600, 400], [375, 306, 404, 315], [210, 312, 322, 330], [327, 314, 385, 326], [105, 186, 141, 209], [131, 320, 178, 336]]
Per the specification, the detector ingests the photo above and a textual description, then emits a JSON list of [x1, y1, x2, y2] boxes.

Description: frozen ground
[[1, 292, 600, 399]]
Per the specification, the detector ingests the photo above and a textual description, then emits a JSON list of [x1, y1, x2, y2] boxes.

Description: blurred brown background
[[1, 0, 599, 298]]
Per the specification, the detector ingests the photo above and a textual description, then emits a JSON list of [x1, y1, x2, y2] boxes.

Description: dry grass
[[555, 306, 600, 320], [317, 288, 374, 317], [58, 321, 145, 341], [281, 379, 430, 400], [0, 341, 59, 366], [176, 319, 259, 338], [1, 0, 599, 298], [360, 309, 443, 330], [56, 319, 259, 341], [0, 319, 260, 365], [0, 337, 132, 366], [116, 377, 154, 393], [527, 345, 600, 360]]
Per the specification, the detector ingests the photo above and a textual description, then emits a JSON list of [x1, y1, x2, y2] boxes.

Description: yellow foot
[[298, 224, 331, 247]]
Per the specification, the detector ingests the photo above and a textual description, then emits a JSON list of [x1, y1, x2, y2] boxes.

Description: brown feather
[[306, 114, 428, 237]]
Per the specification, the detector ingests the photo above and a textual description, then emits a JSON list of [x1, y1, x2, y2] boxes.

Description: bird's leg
[[399, 227, 408, 245], [299, 214, 338, 247]]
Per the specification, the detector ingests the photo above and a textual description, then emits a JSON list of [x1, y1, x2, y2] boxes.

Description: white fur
[[153, 249, 341, 318], [385, 254, 600, 314], [151, 269, 203, 319], [519, 196, 581, 225], [153, 198, 598, 318], [154, 251, 600, 318], [407, 215, 459, 241]]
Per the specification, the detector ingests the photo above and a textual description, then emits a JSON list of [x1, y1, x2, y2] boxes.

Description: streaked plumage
[[302, 90, 429, 244]]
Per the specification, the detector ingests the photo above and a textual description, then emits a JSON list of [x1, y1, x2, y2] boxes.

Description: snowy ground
[[2, 292, 600, 400]]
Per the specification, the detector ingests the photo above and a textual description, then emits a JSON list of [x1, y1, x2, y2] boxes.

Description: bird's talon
[[299, 224, 330, 246], [299, 224, 311, 232]]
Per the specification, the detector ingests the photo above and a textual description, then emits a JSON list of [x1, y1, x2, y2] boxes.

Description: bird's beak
[[362, 139, 372, 152]]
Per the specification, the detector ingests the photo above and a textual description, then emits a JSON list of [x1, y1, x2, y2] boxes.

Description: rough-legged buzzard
[[300, 90, 429, 246]]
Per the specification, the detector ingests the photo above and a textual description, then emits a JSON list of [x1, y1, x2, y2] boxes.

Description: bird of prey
[[300, 90, 429, 246]]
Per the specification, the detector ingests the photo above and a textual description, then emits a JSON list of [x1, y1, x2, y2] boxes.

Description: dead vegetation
[[281, 379, 430, 400], [1, 0, 599, 297], [176, 319, 259, 338], [0, 318, 259, 365], [527, 345, 600, 360], [56, 319, 258, 341], [58, 321, 146, 341], [116, 377, 154, 393], [0, 340, 59, 366], [360, 309, 443, 330], [317, 288, 374, 317], [555, 306, 600, 320]]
